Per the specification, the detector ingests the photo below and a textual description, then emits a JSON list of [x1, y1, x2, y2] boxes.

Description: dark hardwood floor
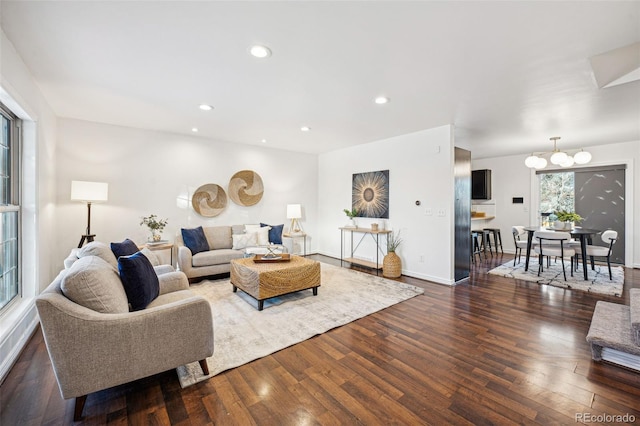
[[2, 254, 639, 425]]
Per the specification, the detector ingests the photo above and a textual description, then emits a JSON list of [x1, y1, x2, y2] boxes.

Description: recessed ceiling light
[[199, 104, 213, 111], [191, 127, 199, 132], [250, 45, 272, 58], [261, 139, 267, 143], [374, 96, 389, 104], [300, 126, 311, 132]]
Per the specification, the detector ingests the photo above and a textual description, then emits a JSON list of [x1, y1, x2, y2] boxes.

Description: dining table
[[523, 226, 601, 281]]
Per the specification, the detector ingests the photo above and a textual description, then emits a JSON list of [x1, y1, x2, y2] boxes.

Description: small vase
[[383, 252, 402, 278], [152, 233, 162, 242], [554, 220, 565, 230]]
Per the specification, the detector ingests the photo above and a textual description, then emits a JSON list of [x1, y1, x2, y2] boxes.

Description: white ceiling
[[1, 1, 639, 158]]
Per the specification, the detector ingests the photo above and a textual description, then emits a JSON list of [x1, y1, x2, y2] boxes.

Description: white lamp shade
[[534, 157, 548, 169], [550, 151, 568, 165], [71, 181, 108, 202], [286, 204, 302, 219], [524, 155, 539, 168], [574, 150, 592, 164]]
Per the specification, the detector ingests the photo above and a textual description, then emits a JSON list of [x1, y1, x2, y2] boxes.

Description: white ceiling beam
[[590, 42, 640, 89]]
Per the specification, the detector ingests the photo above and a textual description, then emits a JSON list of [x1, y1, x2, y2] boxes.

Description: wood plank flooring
[[2, 254, 639, 425]]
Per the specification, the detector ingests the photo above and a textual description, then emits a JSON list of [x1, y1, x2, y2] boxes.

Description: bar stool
[[472, 228, 493, 256], [471, 231, 484, 264], [483, 228, 503, 254]]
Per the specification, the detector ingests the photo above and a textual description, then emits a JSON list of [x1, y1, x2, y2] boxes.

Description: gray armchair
[[36, 258, 214, 420]]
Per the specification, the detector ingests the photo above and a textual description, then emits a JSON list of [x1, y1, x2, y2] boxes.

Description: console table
[[339, 227, 391, 275]]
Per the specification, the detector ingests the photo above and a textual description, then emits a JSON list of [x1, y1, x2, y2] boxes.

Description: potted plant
[[343, 208, 358, 228], [554, 210, 582, 230], [140, 214, 168, 242], [383, 230, 403, 278]]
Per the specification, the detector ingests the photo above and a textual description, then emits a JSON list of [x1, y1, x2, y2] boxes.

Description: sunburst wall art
[[352, 170, 389, 218]]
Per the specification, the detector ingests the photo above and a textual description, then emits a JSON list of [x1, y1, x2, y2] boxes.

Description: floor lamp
[[71, 180, 109, 248], [287, 204, 303, 234]]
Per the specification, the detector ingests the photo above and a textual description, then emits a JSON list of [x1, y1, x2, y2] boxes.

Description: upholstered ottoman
[[230, 255, 320, 310], [586, 293, 640, 372]]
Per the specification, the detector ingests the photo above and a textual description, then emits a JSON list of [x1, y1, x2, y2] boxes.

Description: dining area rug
[[488, 258, 624, 297]]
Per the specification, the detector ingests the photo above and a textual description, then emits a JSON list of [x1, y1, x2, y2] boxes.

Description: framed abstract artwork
[[352, 170, 389, 218]]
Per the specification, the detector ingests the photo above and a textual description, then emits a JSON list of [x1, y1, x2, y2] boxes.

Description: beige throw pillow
[[78, 241, 118, 269], [61, 256, 129, 313]]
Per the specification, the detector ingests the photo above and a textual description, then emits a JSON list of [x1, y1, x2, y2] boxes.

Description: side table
[[283, 233, 307, 256]]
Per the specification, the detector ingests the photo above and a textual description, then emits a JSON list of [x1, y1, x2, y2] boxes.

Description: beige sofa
[[177, 225, 287, 282], [36, 242, 214, 420]]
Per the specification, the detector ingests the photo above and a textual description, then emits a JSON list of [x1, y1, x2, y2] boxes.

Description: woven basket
[[383, 252, 402, 278]]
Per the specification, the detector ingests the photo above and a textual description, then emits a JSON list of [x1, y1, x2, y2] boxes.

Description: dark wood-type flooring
[[2, 254, 639, 425]]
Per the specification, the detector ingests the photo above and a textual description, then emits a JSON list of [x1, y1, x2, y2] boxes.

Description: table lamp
[[71, 180, 108, 248], [286, 204, 303, 234]]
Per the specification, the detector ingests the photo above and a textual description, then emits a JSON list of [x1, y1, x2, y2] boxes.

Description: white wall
[[55, 119, 318, 267], [0, 29, 58, 382], [318, 125, 457, 284], [472, 140, 639, 267]]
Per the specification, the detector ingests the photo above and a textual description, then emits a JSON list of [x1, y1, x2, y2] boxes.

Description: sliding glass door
[[538, 165, 625, 264]]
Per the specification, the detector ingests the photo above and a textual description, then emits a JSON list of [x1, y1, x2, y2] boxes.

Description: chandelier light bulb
[[534, 157, 548, 169], [525, 155, 539, 168], [550, 151, 568, 165], [574, 150, 592, 164], [560, 155, 575, 167]]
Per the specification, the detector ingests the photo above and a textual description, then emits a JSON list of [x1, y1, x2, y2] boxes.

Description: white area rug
[[176, 263, 424, 387], [488, 258, 624, 297]]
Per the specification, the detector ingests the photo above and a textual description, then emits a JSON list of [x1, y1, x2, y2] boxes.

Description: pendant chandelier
[[524, 137, 592, 170]]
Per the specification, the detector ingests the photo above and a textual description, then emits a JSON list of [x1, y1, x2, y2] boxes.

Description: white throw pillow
[[232, 232, 258, 250], [244, 224, 262, 233], [244, 224, 270, 246]]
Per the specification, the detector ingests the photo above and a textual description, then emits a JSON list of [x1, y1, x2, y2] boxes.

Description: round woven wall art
[[192, 183, 227, 217], [228, 170, 264, 206]]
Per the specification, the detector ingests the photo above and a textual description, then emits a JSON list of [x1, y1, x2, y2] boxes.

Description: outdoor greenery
[[539, 172, 574, 214]]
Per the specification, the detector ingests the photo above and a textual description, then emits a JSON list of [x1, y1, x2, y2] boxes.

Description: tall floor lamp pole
[[79, 201, 95, 248], [71, 181, 109, 248]]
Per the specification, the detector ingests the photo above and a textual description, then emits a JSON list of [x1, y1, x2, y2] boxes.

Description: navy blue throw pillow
[[118, 251, 159, 311], [110, 238, 139, 259], [181, 226, 209, 255], [260, 223, 284, 245]]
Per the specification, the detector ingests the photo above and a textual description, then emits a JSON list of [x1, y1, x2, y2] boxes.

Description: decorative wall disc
[[228, 170, 264, 206], [192, 183, 227, 217]]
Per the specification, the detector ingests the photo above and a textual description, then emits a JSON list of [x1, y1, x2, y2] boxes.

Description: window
[[0, 102, 20, 311], [538, 171, 575, 214]]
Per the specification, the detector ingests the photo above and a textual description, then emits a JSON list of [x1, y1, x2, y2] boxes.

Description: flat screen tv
[[472, 169, 492, 200]]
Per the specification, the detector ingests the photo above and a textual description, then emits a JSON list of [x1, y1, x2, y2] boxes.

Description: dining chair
[[512, 226, 527, 266], [533, 231, 575, 281], [511, 226, 538, 266], [583, 230, 618, 280]]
